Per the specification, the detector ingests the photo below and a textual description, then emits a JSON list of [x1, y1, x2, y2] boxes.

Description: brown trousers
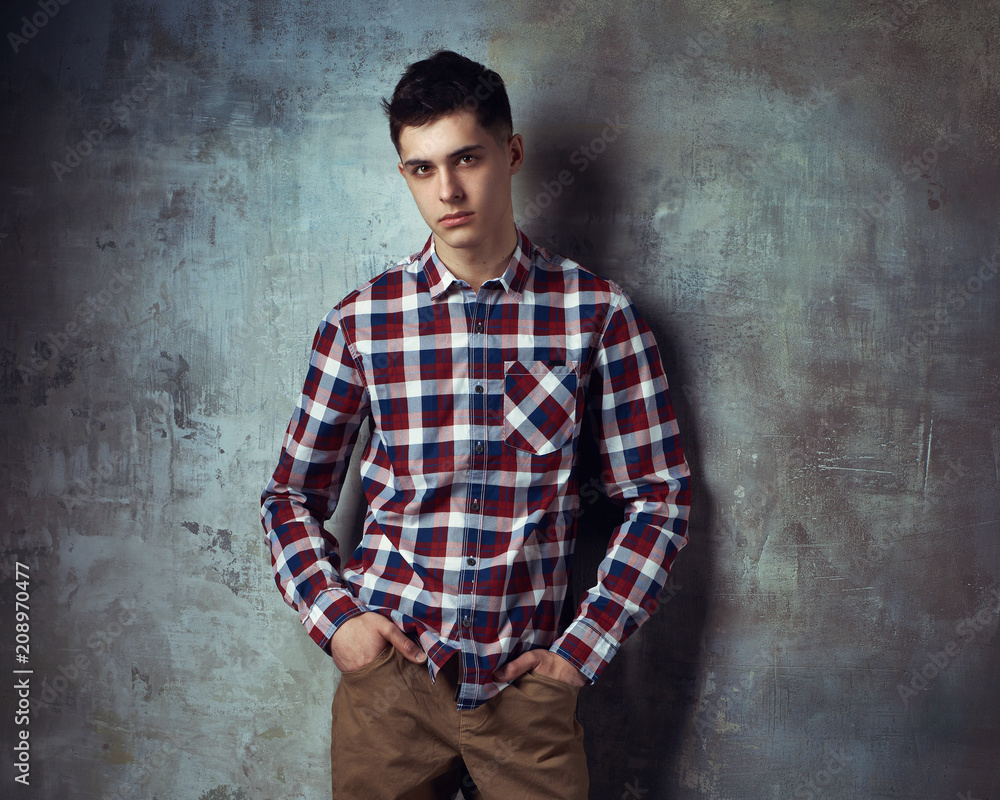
[[331, 642, 589, 800]]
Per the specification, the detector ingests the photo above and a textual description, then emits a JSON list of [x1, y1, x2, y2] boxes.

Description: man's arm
[[261, 307, 372, 652], [550, 288, 692, 683]]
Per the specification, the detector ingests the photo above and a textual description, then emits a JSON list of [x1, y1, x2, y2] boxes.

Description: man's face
[[396, 110, 523, 258]]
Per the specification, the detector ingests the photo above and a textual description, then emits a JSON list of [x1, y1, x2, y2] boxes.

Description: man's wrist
[[314, 592, 370, 652], [551, 652, 589, 687], [550, 625, 606, 685]]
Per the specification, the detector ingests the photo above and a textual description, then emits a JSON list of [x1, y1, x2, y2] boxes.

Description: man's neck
[[434, 223, 519, 293]]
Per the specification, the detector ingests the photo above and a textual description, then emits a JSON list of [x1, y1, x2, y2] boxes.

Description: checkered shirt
[[261, 227, 690, 709]]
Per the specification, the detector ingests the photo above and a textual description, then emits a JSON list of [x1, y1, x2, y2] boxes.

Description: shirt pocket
[[502, 360, 579, 455]]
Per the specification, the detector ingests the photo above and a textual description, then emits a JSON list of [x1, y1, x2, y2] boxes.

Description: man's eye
[[459, 155, 477, 164], [413, 166, 431, 175]]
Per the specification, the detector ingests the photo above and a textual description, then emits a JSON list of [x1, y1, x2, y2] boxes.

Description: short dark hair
[[381, 50, 513, 153]]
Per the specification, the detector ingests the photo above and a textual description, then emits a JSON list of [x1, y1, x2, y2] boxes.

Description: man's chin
[[433, 226, 481, 250]]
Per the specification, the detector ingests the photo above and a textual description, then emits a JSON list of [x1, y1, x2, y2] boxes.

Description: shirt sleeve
[[260, 307, 372, 653], [550, 288, 691, 682]]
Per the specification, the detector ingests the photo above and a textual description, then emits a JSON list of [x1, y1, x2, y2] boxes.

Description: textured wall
[[2, 0, 999, 798]]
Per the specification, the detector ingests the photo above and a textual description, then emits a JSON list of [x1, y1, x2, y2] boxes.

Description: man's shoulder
[[326, 247, 426, 319], [528, 241, 627, 305]]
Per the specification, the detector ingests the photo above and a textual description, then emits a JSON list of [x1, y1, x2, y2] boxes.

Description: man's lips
[[439, 211, 475, 228]]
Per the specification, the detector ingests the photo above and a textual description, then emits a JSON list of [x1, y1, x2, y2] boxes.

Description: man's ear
[[397, 162, 406, 178], [508, 133, 525, 176]]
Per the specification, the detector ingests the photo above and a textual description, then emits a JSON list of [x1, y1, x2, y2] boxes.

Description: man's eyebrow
[[401, 144, 486, 168]]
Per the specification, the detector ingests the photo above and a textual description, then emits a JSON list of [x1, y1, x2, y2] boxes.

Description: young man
[[261, 50, 691, 800]]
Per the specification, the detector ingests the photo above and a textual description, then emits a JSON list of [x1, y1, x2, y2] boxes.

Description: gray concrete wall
[[2, 0, 998, 798]]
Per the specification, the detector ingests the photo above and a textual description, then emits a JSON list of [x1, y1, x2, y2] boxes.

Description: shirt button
[[470, 499, 480, 512], [467, 557, 476, 566], [475, 441, 484, 454], [462, 615, 471, 627], [475, 384, 483, 394], [474, 322, 484, 333]]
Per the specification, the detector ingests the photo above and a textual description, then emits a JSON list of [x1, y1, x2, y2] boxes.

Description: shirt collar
[[420, 226, 534, 300]]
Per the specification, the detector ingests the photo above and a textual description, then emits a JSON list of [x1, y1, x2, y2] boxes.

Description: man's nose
[[438, 169, 463, 202]]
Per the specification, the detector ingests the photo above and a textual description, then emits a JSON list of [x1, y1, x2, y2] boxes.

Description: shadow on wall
[[520, 114, 712, 798]]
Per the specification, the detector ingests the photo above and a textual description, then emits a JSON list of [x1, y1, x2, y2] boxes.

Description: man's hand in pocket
[[329, 611, 427, 673]]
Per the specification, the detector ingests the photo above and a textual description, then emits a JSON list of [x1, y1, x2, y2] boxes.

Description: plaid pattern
[[261, 227, 690, 710], [503, 360, 579, 453]]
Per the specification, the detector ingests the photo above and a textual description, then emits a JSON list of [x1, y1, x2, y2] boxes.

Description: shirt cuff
[[307, 588, 369, 653], [550, 617, 621, 684]]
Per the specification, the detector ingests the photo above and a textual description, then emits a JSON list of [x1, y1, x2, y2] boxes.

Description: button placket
[[460, 298, 491, 708]]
